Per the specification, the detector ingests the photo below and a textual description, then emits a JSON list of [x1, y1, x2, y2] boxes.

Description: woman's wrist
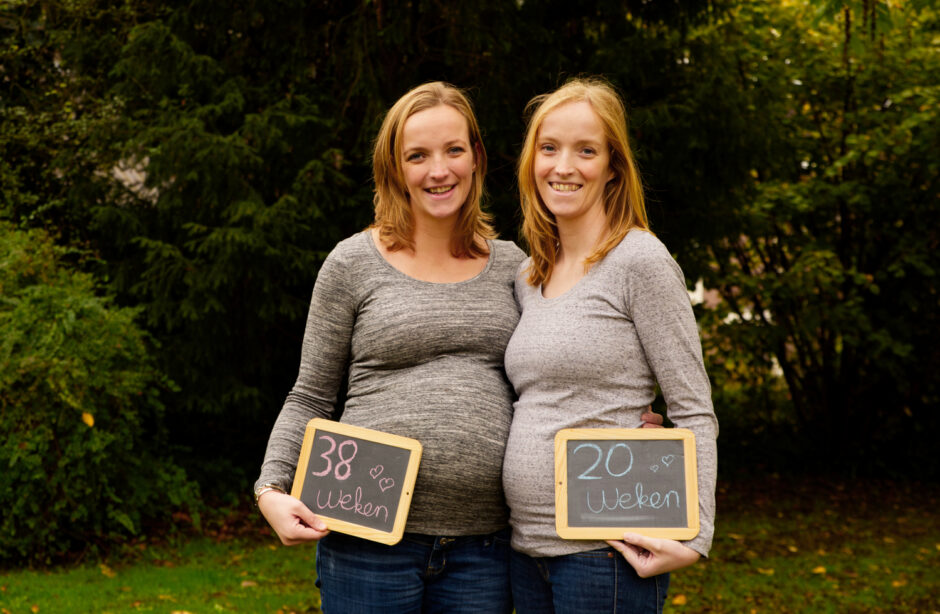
[[254, 483, 286, 504]]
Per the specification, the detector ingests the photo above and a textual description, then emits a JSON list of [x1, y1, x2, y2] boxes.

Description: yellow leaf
[[671, 594, 687, 605], [31, 606, 39, 614], [892, 579, 908, 588], [100, 564, 116, 578], [757, 567, 775, 575], [82, 412, 95, 427], [788, 545, 799, 553], [241, 580, 258, 587], [883, 537, 896, 544], [728, 533, 744, 540], [812, 566, 827, 574]]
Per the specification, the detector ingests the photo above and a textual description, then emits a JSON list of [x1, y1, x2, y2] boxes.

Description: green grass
[[1, 476, 937, 613], [665, 476, 940, 613], [0, 536, 321, 613]]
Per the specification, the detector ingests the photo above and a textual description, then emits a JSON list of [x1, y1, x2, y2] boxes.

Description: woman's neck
[[411, 215, 459, 258], [555, 207, 609, 268]]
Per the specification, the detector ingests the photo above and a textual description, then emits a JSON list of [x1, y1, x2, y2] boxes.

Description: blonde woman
[[254, 82, 524, 613], [502, 78, 718, 612]]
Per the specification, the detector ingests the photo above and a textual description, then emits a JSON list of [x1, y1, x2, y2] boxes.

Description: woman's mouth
[[426, 185, 455, 195], [550, 182, 581, 192]]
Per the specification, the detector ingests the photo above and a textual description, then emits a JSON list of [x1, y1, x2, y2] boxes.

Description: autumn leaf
[[31, 606, 39, 614], [241, 580, 258, 587], [82, 412, 94, 427], [757, 567, 775, 575], [671, 594, 687, 605], [100, 564, 116, 578], [812, 566, 827, 574], [891, 579, 908, 588]]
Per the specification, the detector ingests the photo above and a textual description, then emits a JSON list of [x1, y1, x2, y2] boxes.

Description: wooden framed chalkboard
[[291, 418, 422, 545], [555, 428, 699, 540]]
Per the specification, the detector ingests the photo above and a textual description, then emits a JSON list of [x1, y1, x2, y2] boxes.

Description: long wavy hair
[[371, 82, 494, 258], [518, 77, 649, 286]]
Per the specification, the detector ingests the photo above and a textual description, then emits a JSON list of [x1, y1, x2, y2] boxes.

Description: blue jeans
[[510, 547, 669, 613], [315, 529, 513, 613]]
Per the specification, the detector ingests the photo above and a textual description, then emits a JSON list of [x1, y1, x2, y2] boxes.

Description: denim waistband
[[400, 526, 511, 547]]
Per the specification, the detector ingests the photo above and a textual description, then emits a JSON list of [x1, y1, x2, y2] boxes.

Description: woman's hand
[[258, 491, 330, 545], [606, 533, 700, 577], [640, 409, 664, 428]]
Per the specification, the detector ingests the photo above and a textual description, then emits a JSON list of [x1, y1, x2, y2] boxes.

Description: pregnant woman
[[502, 77, 719, 613], [254, 82, 524, 613]]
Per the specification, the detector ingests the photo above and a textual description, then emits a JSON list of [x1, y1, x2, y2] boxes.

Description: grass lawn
[[1, 476, 937, 613]]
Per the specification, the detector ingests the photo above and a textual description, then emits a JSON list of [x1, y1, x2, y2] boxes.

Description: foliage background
[[1, 0, 937, 564]]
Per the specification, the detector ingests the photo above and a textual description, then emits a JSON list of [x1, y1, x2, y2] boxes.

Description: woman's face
[[400, 104, 475, 226], [533, 100, 613, 225]]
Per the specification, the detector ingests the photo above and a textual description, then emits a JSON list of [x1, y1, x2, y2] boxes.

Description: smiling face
[[400, 104, 475, 226], [533, 100, 614, 226]]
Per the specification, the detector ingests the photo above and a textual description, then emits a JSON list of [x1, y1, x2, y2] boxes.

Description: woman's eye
[[405, 152, 425, 162], [581, 147, 597, 156], [448, 146, 466, 155], [539, 144, 556, 153]]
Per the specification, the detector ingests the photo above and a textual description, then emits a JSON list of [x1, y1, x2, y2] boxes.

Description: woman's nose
[[555, 153, 575, 175]]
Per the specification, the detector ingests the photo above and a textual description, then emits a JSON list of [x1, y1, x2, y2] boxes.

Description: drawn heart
[[370, 465, 384, 479], [379, 477, 395, 492], [650, 465, 659, 472], [661, 455, 676, 467]]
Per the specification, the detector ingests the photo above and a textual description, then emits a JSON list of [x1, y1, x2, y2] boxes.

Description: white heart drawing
[[661, 455, 675, 467], [650, 465, 659, 472], [370, 465, 384, 479], [379, 477, 395, 492]]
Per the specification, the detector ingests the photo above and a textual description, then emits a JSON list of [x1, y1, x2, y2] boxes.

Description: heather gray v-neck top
[[503, 230, 718, 557], [256, 230, 526, 535]]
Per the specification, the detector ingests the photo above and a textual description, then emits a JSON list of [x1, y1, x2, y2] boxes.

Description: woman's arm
[[255, 243, 359, 543], [616, 236, 719, 570]]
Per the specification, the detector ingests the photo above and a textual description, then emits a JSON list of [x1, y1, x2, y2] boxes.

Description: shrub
[[0, 223, 199, 564]]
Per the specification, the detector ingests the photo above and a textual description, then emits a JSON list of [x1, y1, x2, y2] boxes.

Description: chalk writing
[[316, 486, 389, 522], [584, 483, 681, 514], [309, 435, 359, 480]]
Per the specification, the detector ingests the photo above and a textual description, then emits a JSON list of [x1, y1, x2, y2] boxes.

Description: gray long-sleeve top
[[503, 229, 719, 557], [256, 231, 526, 535]]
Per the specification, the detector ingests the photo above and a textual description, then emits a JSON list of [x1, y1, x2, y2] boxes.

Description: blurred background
[[1, 0, 937, 601]]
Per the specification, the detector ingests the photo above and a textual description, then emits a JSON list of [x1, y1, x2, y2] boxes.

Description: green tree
[[0, 222, 198, 563], [678, 1, 940, 470]]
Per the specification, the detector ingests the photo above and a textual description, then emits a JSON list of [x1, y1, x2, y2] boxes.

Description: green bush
[[0, 223, 199, 564]]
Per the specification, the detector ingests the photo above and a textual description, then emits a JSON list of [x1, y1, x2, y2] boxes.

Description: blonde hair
[[518, 77, 649, 286], [371, 82, 494, 258]]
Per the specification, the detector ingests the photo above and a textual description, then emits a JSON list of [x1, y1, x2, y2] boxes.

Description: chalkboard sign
[[555, 428, 699, 540], [291, 418, 422, 545]]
